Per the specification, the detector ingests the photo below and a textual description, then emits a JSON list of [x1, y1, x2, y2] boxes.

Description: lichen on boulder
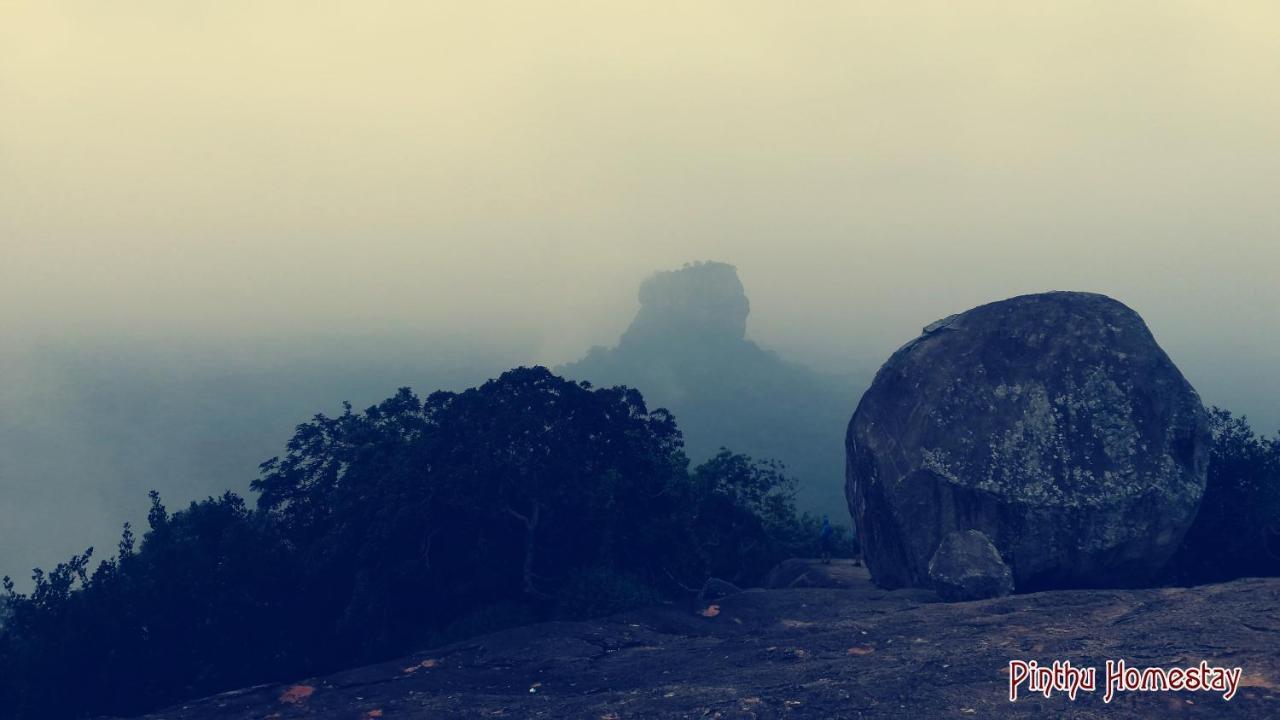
[[846, 292, 1210, 591]]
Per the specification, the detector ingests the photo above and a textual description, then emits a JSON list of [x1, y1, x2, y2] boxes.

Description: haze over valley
[[4, 1, 1280, 584]]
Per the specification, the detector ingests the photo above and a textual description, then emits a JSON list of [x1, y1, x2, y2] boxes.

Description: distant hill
[[561, 261, 862, 519]]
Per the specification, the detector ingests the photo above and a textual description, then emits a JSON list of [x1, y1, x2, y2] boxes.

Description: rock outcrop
[[697, 577, 743, 604], [846, 292, 1210, 591], [562, 262, 863, 517], [619, 261, 750, 349], [927, 530, 1014, 601]]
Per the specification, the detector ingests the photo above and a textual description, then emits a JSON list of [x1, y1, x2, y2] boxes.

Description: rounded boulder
[[845, 292, 1210, 591]]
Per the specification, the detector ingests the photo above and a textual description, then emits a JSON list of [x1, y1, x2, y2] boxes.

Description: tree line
[[0, 367, 852, 719], [2, 369, 1275, 719]]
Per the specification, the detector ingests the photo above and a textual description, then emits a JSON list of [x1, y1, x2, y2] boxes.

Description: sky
[[2, 2, 1279, 576]]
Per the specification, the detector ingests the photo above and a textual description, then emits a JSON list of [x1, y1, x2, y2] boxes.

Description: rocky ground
[[131, 561, 1280, 719]]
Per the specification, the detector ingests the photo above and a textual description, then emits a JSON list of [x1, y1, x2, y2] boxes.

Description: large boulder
[[928, 530, 1014, 601], [846, 292, 1210, 591]]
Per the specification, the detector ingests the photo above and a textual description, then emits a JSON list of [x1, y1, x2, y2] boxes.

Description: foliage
[[0, 367, 829, 720], [554, 566, 665, 619], [686, 450, 855, 585], [249, 367, 693, 659], [0, 492, 305, 719], [1172, 408, 1280, 584]]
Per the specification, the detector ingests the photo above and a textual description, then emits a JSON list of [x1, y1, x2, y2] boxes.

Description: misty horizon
[[4, 2, 1279, 586], [2, 269, 1275, 585]]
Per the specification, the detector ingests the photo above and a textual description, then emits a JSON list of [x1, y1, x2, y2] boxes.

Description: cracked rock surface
[[127, 562, 1280, 719]]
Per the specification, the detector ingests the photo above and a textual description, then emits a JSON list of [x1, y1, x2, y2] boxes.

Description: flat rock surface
[[766, 559, 866, 589], [129, 567, 1280, 719]]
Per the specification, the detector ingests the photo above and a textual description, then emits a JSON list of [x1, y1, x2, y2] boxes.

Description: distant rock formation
[[846, 292, 1210, 591], [621, 262, 750, 349], [562, 262, 862, 517]]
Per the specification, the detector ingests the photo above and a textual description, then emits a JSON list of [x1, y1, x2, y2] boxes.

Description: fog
[[3, 2, 1279, 580]]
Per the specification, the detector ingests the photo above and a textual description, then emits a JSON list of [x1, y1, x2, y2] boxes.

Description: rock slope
[[128, 563, 1279, 719]]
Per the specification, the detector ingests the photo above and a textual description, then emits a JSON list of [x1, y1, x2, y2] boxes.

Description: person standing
[[819, 514, 834, 564]]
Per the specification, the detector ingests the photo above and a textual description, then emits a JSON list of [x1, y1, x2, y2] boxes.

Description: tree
[[1172, 408, 1280, 584], [687, 450, 856, 585], [0, 366, 832, 720], [0, 492, 301, 719], [251, 367, 693, 656]]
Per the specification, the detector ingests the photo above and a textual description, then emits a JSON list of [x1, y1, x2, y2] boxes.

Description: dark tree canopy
[[1170, 408, 1280, 583], [250, 366, 694, 657], [0, 367, 834, 720]]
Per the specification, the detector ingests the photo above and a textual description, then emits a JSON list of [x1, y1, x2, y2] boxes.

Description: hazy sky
[[2, 0, 1279, 538]]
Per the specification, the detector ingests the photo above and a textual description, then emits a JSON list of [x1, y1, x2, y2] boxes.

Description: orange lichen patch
[[278, 684, 315, 704], [365, 711, 385, 719], [699, 605, 721, 618], [402, 658, 440, 674], [1239, 674, 1280, 690], [846, 646, 875, 656]]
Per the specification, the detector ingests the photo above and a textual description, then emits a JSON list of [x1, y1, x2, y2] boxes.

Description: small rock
[[928, 530, 1014, 602], [698, 577, 742, 603]]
